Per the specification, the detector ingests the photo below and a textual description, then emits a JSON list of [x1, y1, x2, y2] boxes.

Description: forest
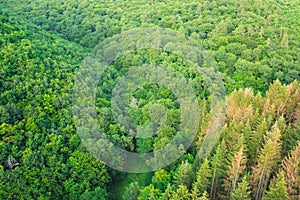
[[0, 0, 299, 199]]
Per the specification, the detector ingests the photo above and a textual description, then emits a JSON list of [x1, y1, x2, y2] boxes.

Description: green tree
[[191, 185, 201, 200], [230, 174, 251, 200], [161, 184, 173, 200], [251, 123, 282, 200], [262, 172, 289, 200], [122, 182, 141, 200], [193, 157, 212, 194], [210, 143, 225, 199], [173, 160, 194, 189], [199, 191, 210, 200], [138, 184, 161, 200], [152, 169, 171, 190], [171, 185, 190, 200]]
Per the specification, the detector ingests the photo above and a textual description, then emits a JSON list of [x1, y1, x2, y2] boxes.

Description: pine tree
[[122, 182, 141, 200], [191, 185, 201, 200], [251, 123, 282, 200], [223, 146, 247, 196], [262, 172, 289, 200], [226, 89, 245, 124], [161, 184, 172, 200], [230, 174, 251, 200], [210, 143, 225, 199], [222, 121, 243, 155], [249, 118, 268, 166], [264, 80, 288, 119], [193, 157, 212, 194], [285, 80, 300, 124], [199, 191, 210, 200], [171, 185, 190, 200], [282, 141, 300, 199], [173, 160, 194, 189]]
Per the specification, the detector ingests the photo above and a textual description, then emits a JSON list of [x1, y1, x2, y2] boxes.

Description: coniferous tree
[[210, 143, 225, 199], [122, 182, 141, 200], [199, 191, 210, 200], [171, 185, 190, 200], [223, 146, 247, 196], [262, 171, 289, 200], [230, 174, 251, 200], [226, 89, 245, 124], [161, 184, 172, 200], [191, 185, 201, 200], [251, 123, 282, 200], [138, 184, 161, 200], [173, 160, 194, 189], [249, 118, 268, 165], [152, 169, 171, 190], [282, 141, 300, 199], [264, 80, 288, 119], [193, 157, 212, 194], [285, 80, 300, 124], [222, 121, 243, 155]]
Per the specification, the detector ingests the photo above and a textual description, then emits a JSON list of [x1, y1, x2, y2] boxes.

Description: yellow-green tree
[[262, 171, 289, 200], [230, 174, 251, 200], [251, 123, 282, 200]]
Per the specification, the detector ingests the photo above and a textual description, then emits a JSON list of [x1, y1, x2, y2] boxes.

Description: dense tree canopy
[[0, 0, 299, 199]]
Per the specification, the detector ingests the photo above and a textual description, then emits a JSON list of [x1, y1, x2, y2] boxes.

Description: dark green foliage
[[122, 182, 141, 200], [0, 12, 109, 200]]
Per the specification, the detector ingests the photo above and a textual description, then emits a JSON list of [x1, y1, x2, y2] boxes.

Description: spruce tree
[[251, 123, 282, 200], [264, 80, 288, 119], [193, 157, 212, 194], [282, 141, 300, 199], [249, 118, 268, 165], [122, 182, 141, 200], [210, 143, 225, 199], [223, 146, 247, 195], [230, 174, 251, 200], [161, 184, 172, 200], [191, 185, 201, 200], [262, 172, 289, 200], [199, 191, 210, 200], [171, 185, 190, 200], [173, 160, 194, 189]]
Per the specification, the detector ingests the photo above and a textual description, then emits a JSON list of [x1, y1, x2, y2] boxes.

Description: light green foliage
[[152, 169, 171, 190], [193, 158, 212, 194], [138, 184, 161, 200], [262, 172, 289, 200], [230, 174, 251, 200], [171, 185, 190, 200], [173, 160, 194, 189]]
